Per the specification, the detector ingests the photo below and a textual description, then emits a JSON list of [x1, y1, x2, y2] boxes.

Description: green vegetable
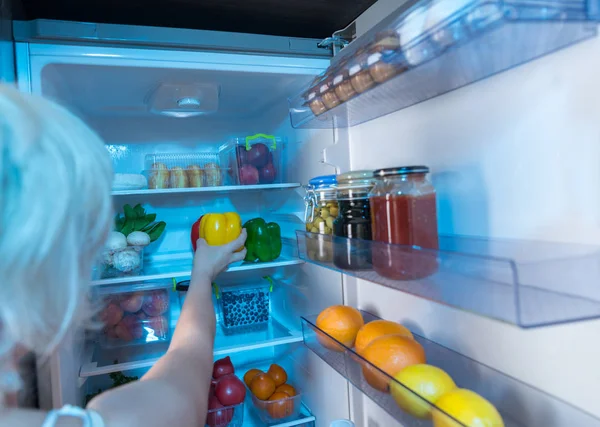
[[148, 221, 166, 242], [123, 204, 137, 220], [120, 219, 135, 236], [243, 218, 282, 263], [84, 366, 138, 405], [115, 205, 165, 240], [133, 204, 145, 218], [115, 214, 126, 232]]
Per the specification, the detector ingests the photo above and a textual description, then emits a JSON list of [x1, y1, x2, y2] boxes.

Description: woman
[[0, 84, 246, 426]]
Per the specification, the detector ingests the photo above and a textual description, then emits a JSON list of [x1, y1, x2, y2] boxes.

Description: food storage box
[[176, 280, 190, 308], [250, 389, 302, 424], [206, 402, 244, 427], [144, 153, 230, 189], [222, 134, 285, 185], [95, 282, 171, 347], [216, 280, 271, 334], [100, 245, 144, 279]]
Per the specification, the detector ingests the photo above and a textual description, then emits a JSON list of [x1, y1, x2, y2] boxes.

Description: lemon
[[390, 364, 456, 418], [433, 388, 504, 427]]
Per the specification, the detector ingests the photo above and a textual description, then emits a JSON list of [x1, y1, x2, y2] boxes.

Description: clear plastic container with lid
[[366, 30, 407, 83], [369, 166, 439, 280], [304, 175, 338, 262], [333, 170, 375, 270]]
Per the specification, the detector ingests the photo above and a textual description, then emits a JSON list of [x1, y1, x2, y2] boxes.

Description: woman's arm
[[86, 230, 247, 427]]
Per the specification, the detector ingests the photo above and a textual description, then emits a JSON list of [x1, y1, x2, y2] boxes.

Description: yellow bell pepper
[[191, 212, 242, 249]]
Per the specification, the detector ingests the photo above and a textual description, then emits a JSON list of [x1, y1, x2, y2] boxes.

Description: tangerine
[[316, 305, 364, 351], [432, 389, 504, 427], [267, 364, 288, 387], [355, 320, 413, 356], [250, 373, 276, 400], [267, 391, 295, 419], [361, 334, 426, 392], [275, 384, 296, 397], [243, 368, 263, 387]]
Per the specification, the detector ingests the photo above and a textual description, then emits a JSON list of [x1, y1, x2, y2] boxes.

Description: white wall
[[346, 28, 600, 424]]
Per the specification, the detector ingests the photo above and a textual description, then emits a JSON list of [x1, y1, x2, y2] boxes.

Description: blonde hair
[[0, 85, 113, 395]]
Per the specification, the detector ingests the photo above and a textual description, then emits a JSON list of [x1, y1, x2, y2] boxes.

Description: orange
[[362, 334, 426, 392], [391, 364, 456, 418], [275, 384, 296, 397], [250, 373, 276, 400], [433, 389, 504, 427], [243, 368, 263, 387], [315, 305, 364, 351], [267, 391, 295, 419], [267, 364, 288, 387], [355, 320, 413, 356]]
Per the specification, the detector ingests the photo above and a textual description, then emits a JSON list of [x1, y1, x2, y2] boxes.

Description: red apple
[[259, 163, 277, 184], [213, 356, 234, 379], [119, 292, 144, 313], [99, 303, 124, 327], [114, 315, 144, 342], [147, 315, 169, 339], [215, 375, 246, 406], [247, 143, 269, 168], [142, 290, 169, 316], [239, 164, 259, 185]]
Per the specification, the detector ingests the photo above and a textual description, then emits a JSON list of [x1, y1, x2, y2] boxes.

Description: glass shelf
[[289, 0, 598, 128], [302, 310, 600, 427], [111, 183, 301, 197], [80, 317, 302, 378], [296, 231, 600, 328]]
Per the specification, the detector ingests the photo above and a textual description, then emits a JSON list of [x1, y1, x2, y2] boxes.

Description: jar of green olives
[[304, 175, 338, 262]]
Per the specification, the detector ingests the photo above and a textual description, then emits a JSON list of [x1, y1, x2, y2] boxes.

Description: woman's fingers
[[226, 229, 247, 251], [230, 248, 247, 263]]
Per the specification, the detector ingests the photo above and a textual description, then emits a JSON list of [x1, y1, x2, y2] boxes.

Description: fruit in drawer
[[119, 292, 144, 313], [247, 143, 269, 168], [355, 320, 414, 356], [213, 356, 235, 379], [99, 302, 124, 327], [361, 335, 426, 392], [206, 395, 234, 427], [432, 389, 504, 427], [147, 315, 169, 339], [142, 290, 169, 316], [114, 315, 144, 342], [267, 391, 295, 419], [239, 164, 259, 185], [258, 162, 277, 184], [391, 364, 456, 418], [316, 305, 364, 351], [275, 384, 296, 397], [267, 364, 287, 387], [215, 375, 246, 406], [243, 368, 263, 387], [250, 373, 276, 400]]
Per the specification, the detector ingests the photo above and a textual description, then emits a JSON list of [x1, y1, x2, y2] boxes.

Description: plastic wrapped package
[[205, 402, 244, 427], [216, 280, 271, 334], [144, 152, 229, 189], [95, 282, 171, 347], [223, 134, 285, 185]]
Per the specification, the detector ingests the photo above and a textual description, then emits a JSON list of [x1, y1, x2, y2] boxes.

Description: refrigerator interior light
[[148, 82, 220, 118]]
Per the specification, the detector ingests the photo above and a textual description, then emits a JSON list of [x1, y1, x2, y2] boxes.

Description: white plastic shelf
[[302, 310, 600, 427], [111, 183, 301, 196], [289, 0, 599, 128], [80, 317, 302, 378], [296, 231, 600, 328]]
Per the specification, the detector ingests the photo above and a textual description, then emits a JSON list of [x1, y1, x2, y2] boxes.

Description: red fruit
[[259, 163, 277, 184], [142, 290, 169, 316], [247, 143, 269, 168], [236, 145, 248, 166], [215, 375, 246, 406], [99, 303, 123, 327], [104, 326, 119, 339], [114, 315, 143, 342], [206, 395, 234, 427], [213, 356, 235, 379], [239, 164, 259, 185], [119, 292, 144, 313], [147, 315, 169, 339]]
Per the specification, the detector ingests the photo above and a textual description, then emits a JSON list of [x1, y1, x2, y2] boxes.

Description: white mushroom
[[127, 231, 151, 247], [106, 232, 127, 253], [112, 249, 142, 273]]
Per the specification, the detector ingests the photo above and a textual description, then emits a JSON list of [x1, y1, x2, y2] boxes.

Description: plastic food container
[[369, 166, 439, 280], [332, 69, 357, 102], [304, 175, 338, 263], [398, 6, 437, 67], [205, 402, 244, 427], [176, 280, 190, 308], [95, 282, 171, 347], [100, 245, 144, 279], [318, 78, 341, 110], [251, 390, 302, 424], [367, 31, 407, 83], [223, 134, 285, 185], [216, 280, 271, 334], [144, 153, 229, 189], [332, 170, 375, 271], [348, 56, 376, 94]]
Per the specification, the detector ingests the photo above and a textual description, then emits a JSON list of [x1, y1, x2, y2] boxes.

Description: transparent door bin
[[206, 402, 244, 427], [250, 391, 303, 424], [144, 152, 230, 189], [94, 282, 171, 347], [296, 231, 600, 328], [301, 311, 600, 427], [216, 281, 271, 335], [222, 134, 285, 185], [289, 0, 598, 128]]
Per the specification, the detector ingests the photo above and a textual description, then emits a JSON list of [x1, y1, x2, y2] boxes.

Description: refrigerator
[[9, 0, 600, 424]]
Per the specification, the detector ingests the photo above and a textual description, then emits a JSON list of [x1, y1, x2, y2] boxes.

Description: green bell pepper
[[243, 218, 282, 262]]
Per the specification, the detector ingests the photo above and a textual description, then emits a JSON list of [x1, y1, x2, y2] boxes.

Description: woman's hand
[[192, 229, 247, 282]]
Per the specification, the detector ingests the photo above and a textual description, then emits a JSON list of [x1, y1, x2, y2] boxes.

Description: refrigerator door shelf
[[80, 316, 303, 378], [296, 231, 600, 328], [302, 310, 600, 427], [289, 0, 598, 128], [112, 183, 301, 197]]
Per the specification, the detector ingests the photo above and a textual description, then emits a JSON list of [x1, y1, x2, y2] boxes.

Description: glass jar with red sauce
[[369, 166, 439, 280], [333, 170, 375, 271]]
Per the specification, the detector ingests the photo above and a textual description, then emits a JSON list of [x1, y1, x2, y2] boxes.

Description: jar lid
[[309, 174, 337, 188], [373, 165, 430, 177], [175, 280, 190, 291], [335, 170, 375, 195]]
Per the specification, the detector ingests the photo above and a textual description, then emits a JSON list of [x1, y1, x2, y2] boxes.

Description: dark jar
[[369, 166, 439, 280], [332, 170, 375, 270]]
